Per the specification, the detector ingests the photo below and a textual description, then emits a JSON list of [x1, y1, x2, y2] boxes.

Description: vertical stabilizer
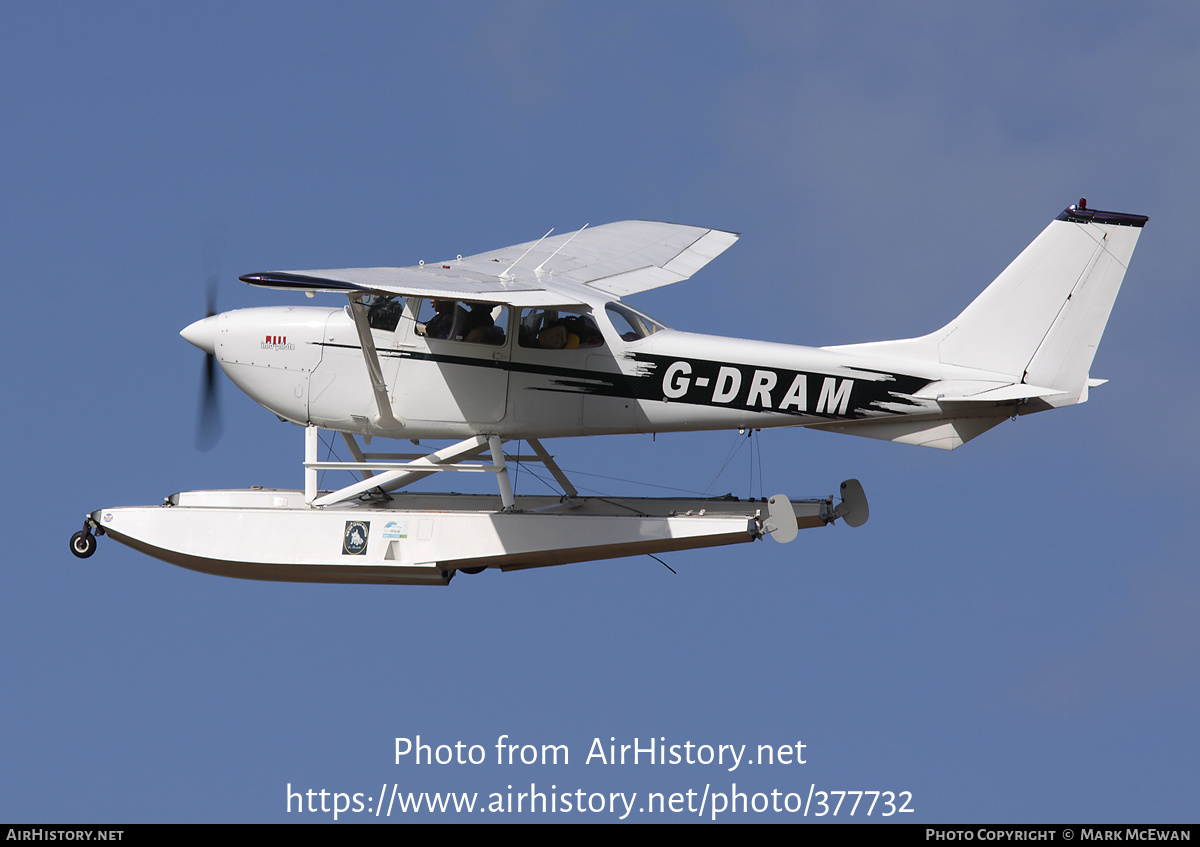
[[938, 203, 1146, 394], [830, 202, 1147, 401], [820, 202, 1146, 449]]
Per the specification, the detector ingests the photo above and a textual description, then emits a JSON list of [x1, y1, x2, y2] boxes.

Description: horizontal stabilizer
[[811, 415, 1008, 450], [912, 380, 1068, 404]]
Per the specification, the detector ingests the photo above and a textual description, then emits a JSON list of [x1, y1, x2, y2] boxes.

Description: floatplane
[[71, 200, 1146, 585]]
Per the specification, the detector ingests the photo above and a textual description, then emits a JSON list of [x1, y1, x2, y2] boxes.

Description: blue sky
[[3, 1, 1197, 823]]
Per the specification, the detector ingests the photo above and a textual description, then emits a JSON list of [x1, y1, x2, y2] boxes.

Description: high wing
[[240, 221, 739, 307]]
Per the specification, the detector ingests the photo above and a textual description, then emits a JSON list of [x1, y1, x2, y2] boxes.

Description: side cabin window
[[518, 307, 604, 350], [365, 296, 404, 333], [605, 302, 668, 341], [414, 299, 508, 346]]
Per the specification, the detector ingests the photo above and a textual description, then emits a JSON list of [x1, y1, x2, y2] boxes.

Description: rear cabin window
[[518, 308, 604, 350]]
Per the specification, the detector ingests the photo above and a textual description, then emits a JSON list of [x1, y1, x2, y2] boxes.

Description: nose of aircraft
[[180, 314, 219, 355]]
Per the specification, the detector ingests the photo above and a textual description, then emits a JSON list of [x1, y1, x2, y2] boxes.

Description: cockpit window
[[366, 296, 404, 332], [606, 302, 667, 341], [518, 308, 604, 350], [414, 299, 507, 346]]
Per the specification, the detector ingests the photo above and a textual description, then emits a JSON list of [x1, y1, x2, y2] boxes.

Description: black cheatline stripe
[[314, 342, 932, 421]]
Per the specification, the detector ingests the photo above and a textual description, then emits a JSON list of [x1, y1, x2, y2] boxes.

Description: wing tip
[[240, 272, 362, 292]]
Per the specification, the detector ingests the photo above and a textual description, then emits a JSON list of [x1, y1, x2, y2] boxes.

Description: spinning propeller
[[195, 272, 222, 450], [182, 223, 226, 450]]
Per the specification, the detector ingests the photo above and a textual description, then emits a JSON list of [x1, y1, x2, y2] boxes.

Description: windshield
[[606, 302, 668, 341]]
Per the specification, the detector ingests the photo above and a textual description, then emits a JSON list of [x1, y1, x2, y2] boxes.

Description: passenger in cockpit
[[463, 303, 505, 345]]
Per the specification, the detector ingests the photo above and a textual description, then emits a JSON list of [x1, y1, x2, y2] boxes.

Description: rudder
[[940, 202, 1147, 397], [830, 201, 1147, 400]]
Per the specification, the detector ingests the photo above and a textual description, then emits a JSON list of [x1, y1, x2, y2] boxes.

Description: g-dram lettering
[[747, 370, 777, 408], [662, 361, 692, 399], [778, 374, 808, 411], [712, 366, 742, 403], [816, 377, 854, 415]]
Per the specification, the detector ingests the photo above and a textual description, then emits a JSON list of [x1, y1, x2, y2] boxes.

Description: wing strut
[[346, 295, 402, 429]]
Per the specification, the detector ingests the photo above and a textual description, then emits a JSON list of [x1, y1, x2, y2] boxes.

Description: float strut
[[305, 425, 319, 506], [489, 435, 516, 511]]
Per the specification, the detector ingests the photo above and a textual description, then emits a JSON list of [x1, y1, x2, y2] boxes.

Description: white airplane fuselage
[[182, 205, 1147, 452], [195, 300, 1001, 444]]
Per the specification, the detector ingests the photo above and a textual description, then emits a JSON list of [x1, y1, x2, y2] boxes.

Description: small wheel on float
[[70, 531, 97, 559]]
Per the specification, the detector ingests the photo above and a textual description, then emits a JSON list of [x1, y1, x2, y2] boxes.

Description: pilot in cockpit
[[425, 299, 458, 339]]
